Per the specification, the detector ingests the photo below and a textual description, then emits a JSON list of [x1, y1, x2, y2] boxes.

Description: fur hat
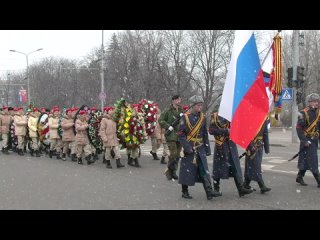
[[189, 95, 204, 106]]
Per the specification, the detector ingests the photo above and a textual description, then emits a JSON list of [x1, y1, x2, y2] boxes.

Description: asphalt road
[[0, 128, 319, 210]]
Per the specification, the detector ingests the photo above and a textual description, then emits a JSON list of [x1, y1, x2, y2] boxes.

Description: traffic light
[[297, 66, 305, 88], [287, 67, 293, 87]]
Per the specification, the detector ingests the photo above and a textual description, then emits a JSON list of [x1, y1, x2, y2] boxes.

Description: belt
[[189, 137, 203, 142]]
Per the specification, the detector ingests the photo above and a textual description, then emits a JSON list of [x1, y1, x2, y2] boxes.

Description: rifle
[[238, 152, 247, 160], [165, 112, 184, 136], [288, 145, 309, 161]]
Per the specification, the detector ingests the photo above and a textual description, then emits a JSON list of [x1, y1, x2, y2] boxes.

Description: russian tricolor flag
[[219, 30, 269, 149]]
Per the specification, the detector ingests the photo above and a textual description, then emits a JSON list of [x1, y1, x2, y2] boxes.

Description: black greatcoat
[[244, 120, 270, 182], [208, 113, 243, 182], [178, 112, 211, 186], [296, 107, 320, 173]]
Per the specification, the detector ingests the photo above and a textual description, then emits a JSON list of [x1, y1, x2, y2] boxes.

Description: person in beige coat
[[99, 107, 124, 169], [75, 110, 93, 165], [61, 108, 75, 161], [27, 108, 40, 157], [14, 107, 28, 156], [48, 107, 62, 159], [0, 106, 13, 154], [150, 107, 169, 164]]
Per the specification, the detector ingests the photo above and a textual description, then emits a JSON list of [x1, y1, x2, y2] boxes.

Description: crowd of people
[[1, 92, 320, 200]]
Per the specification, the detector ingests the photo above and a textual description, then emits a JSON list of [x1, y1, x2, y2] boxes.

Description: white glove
[[168, 126, 174, 131]]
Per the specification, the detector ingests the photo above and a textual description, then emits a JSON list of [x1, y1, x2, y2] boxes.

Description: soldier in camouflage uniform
[[159, 95, 183, 180]]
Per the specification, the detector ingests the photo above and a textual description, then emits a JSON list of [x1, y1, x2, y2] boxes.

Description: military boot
[[85, 154, 94, 165], [182, 184, 192, 199], [30, 149, 34, 157], [102, 154, 107, 164], [3, 147, 9, 155], [258, 180, 271, 194], [234, 177, 253, 197], [213, 179, 222, 196], [62, 153, 66, 161], [296, 170, 308, 186], [71, 154, 77, 162], [150, 151, 160, 160], [165, 168, 173, 180], [202, 175, 222, 199], [127, 155, 134, 166], [67, 148, 71, 158], [19, 148, 24, 156], [133, 158, 141, 168], [35, 150, 41, 157], [49, 150, 53, 159], [116, 159, 125, 168], [56, 153, 62, 160], [106, 160, 112, 169], [93, 153, 99, 161], [77, 157, 83, 165], [312, 171, 320, 188], [160, 156, 167, 164]]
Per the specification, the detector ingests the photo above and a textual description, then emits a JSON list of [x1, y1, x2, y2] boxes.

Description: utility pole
[[100, 30, 105, 111], [292, 30, 300, 143]]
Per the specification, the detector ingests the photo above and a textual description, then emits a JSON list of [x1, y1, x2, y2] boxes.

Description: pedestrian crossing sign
[[281, 88, 293, 101]]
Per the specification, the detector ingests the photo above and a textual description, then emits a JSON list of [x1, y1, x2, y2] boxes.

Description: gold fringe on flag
[[273, 34, 282, 103]]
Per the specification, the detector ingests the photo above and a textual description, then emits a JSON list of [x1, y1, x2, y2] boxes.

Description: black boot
[[62, 153, 66, 161], [106, 160, 112, 169], [127, 155, 134, 166], [93, 153, 99, 161], [234, 177, 253, 197], [3, 147, 9, 155], [49, 150, 53, 158], [102, 154, 107, 164], [172, 170, 179, 180], [85, 154, 94, 165], [296, 170, 308, 186], [18, 148, 24, 156], [150, 151, 160, 160], [202, 175, 222, 199], [160, 156, 167, 164], [67, 148, 71, 157], [56, 153, 62, 159], [312, 171, 320, 188], [116, 159, 124, 168], [165, 168, 173, 180], [213, 179, 222, 196], [258, 180, 271, 194], [30, 149, 34, 157], [35, 150, 40, 157], [71, 154, 77, 162], [133, 158, 141, 168], [77, 157, 83, 165], [182, 185, 192, 199]]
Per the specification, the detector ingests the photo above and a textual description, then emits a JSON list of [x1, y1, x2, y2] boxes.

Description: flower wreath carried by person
[[138, 99, 158, 137], [114, 98, 146, 149]]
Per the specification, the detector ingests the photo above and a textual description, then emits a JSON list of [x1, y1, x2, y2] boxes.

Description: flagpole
[[261, 31, 281, 67]]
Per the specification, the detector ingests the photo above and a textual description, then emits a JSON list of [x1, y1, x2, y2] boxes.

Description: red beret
[[13, 107, 19, 112], [91, 107, 97, 111], [53, 108, 60, 113], [2, 106, 8, 110], [79, 110, 86, 115], [33, 108, 39, 112], [183, 105, 190, 111]]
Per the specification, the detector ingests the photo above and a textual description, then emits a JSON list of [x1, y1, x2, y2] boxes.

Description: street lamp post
[[9, 48, 43, 105], [100, 30, 105, 111]]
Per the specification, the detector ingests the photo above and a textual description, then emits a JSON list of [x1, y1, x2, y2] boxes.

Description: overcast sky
[[0, 30, 122, 75]]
